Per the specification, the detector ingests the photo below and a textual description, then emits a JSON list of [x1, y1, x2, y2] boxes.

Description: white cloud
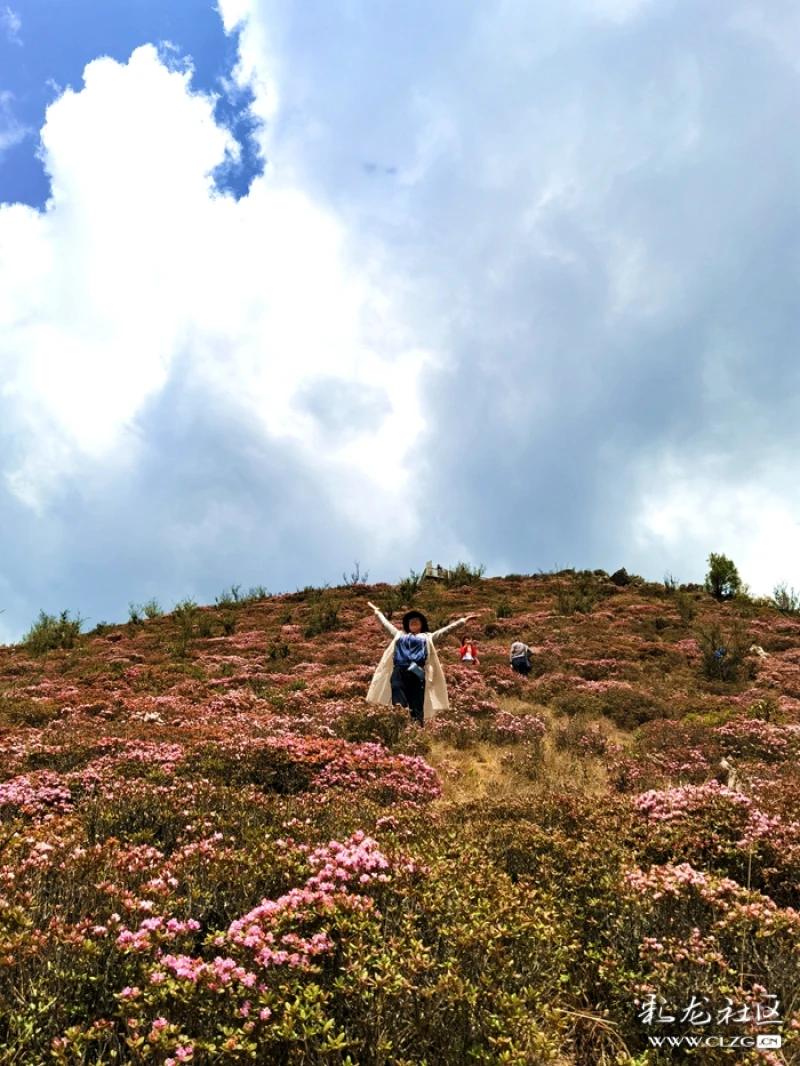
[[4, 0, 800, 637], [634, 451, 800, 596], [1, 5, 21, 45], [0, 90, 28, 156], [0, 44, 429, 543], [212, 0, 800, 597]]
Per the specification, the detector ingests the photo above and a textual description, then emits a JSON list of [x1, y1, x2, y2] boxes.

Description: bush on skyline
[[172, 598, 198, 658], [773, 581, 800, 617], [21, 609, 84, 654], [704, 552, 742, 601], [443, 561, 486, 588], [555, 571, 598, 616], [397, 568, 423, 603]]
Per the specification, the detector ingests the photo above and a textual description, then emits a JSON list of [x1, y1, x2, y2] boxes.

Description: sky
[[1, 0, 800, 641]]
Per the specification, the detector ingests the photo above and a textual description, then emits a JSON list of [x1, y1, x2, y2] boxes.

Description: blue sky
[[2, 0, 800, 641]]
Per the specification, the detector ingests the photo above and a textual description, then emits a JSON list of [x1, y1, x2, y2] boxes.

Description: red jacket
[[460, 642, 479, 663]]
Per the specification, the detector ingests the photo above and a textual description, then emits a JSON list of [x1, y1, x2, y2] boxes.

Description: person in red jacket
[[460, 636, 479, 665]]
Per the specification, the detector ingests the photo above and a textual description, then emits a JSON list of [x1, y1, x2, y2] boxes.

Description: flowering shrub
[[619, 860, 800, 1040], [329, 704, 408, 746], [9, 826, 575, 1064], [553, 715, 610, 757], [715, 716, 800, 762], [632, 780, 800, 906], [0, 770, 73, 819], [188, 735, 442, 806], [485, 709, 546, 745], [426, 708, 481, 748]]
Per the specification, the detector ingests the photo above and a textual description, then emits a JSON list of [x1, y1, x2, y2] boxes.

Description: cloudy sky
[[1, 0, 799, 641]]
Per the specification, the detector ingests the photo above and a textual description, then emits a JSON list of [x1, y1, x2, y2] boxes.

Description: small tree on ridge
[[704, 553, 742, 601]]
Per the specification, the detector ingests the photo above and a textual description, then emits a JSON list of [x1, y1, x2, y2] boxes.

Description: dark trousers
[[390, 664, 425, 724], [511, 656, 531, 677]]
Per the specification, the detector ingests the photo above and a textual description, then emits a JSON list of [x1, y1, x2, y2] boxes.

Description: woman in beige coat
[[366, 601, 476, 725]]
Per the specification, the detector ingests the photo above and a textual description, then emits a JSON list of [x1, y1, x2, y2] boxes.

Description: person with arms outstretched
[[366, 601, 477, 725]]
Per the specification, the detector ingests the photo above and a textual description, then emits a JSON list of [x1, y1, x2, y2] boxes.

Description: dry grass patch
[[426, 740, 534, 803]]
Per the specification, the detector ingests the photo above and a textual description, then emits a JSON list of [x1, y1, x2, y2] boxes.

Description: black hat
[[402, 610, 429, 633]]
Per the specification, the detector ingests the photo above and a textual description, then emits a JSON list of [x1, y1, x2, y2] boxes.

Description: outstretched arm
[[431, 613, 478, 643], [367, 601, 400, 640]]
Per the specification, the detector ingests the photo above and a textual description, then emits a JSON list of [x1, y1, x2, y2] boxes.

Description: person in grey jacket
[[510, 640, 534, 677]]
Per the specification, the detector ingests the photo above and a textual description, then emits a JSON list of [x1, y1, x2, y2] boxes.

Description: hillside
[[0, 570, 798, 1065]]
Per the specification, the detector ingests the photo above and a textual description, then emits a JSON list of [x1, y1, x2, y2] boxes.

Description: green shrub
[[0, 693, 60, 727], [747, 696, 780, 722], [553, 692, 601, 718], [392, 725, 433, 757], [553, 714, 609, 757], [556, 687, 664, 730], [527, 652, 558, 679], [694, 621, 752, 683], [397, 569, 423, 603], [377, 586, 404, 620], [496, 598, 513, 619], [243, 585, 269, 601], [303, 599, 341, 638], [555, 573, 597, 615], [299, 584, 328, 604], [267, 639, 291, 661], [733, 585, 761, 619], [22, 609, 84, 655], [443, 561, 486, 588], [334, 707, 408, 747], [215, 584, 242, 606], [772, 581, 800, 617], [342, 561, 370, 586], [172, 598, 198, 658], [704, 551, 742, 600], [197, 614, 214, 638], [682, 707, 737, 729], [639, 580, 667, 598], [604, 689, 667, 730], [675, 590, 697, 624], [142, 598, 163, 619]]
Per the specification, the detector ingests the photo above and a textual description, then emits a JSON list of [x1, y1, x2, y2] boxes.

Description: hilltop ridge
[[3, 568, 798, 745]]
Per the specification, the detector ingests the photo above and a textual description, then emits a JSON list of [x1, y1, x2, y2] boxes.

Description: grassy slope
[[0, 571, 799, 1065]]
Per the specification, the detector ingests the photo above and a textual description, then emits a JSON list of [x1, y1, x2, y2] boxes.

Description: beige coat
[[366, 609, 468, 719]]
